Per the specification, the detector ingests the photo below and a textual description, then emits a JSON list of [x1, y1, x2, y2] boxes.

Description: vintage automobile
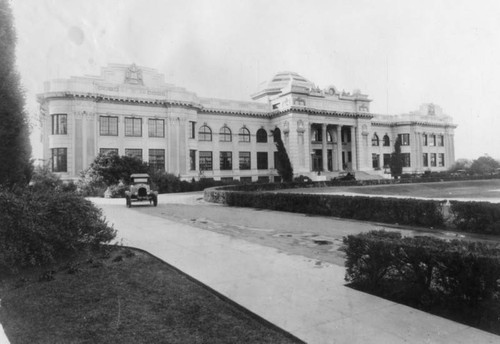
[[125, 173, 158, 207]]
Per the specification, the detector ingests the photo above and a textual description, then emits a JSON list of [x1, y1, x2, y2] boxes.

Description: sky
[[10, 0, 500, 161]]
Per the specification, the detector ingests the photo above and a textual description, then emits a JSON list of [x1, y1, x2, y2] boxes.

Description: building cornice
[[372, 121, 458, 129], [272, 106, 374, 119]]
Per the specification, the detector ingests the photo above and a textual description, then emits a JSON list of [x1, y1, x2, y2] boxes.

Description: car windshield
[[133, 178, 148, 183]]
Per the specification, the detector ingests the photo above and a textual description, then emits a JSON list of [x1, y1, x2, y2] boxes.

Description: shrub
[[0, 188, 116, 269], [342, 231, 500, 312], [451, 201, 500, 234]]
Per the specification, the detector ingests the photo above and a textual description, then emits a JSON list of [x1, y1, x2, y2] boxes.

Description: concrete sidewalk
[[95, 198, 499, 344]]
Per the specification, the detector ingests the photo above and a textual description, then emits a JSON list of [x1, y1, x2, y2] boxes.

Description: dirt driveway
[[119, 192, 496, 267]]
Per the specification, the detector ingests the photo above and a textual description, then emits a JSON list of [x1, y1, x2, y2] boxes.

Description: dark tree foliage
[[83, 152, 149, 185], [390, 137, 403, 179], [469, 155, 500, 175], [272, 127, 293, 182], [0, 0, 33, 187]]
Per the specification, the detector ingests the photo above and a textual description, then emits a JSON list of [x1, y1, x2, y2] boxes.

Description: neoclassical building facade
[[38, 64, 456, 182]]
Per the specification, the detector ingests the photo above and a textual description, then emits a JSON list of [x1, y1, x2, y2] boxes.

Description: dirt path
[[124, 192, 498, 267]]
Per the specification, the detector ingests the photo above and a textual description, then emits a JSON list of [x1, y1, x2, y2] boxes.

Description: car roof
[[130, 173, 150, 178]]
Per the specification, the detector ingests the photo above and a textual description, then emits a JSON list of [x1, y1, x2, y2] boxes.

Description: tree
[[390, 137, 403, 179], [272, 127, 293, 182], [448, 158, 472, 173], [469, 155, 500, 175], [0, 0, 33, 187], [82, 152, 149, 186]]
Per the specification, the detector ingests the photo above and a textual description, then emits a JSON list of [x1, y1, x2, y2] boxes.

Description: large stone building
[[38, 63, 456, 182]]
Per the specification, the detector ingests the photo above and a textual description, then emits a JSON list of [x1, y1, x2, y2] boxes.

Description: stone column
[[350, 126, 357, 170], [337, 125, 342, 170], [322, 123, 327, 172]]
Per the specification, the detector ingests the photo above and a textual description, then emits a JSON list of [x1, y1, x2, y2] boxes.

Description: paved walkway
[[92, 195, 498, 344]]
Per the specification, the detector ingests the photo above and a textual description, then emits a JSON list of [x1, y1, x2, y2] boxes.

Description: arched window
[[327, 131, 333, 142], [256, 128, 268, 143], [219, 126, 232, 142], [372, 133, 379, 146], [313, 128, 322, 142], [198, 125, 212, 141], [383, 135, 390, 146], [239, 127, 251, 142]]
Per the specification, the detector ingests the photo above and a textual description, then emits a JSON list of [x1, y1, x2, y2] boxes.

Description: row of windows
[[423, 153, 445, 167], [371, 152, 445, 169], [100, 116, 165, 137], [195, 151, 272, 171], [372, 133, 445, 147], [198, 126, 269, 143]]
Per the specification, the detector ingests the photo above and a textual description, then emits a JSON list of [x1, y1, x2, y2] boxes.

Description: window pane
[[148, 119, 164, 137], [239, 152, 251, 170], [257, 152, 268, 170], [125, 149, 142, 159], [198, 126, 212, 141], [220, 151, 232, 170], [149, 149, 165, 171], [239, 128, 250, 142], [199, 151, 213, 170], [256, 129, 268, 143], [51, 148, 67, 172]]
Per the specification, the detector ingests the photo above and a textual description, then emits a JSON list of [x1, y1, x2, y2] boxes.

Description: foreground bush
[[342, 231, 500, 332], [0, 188, 116, 269]]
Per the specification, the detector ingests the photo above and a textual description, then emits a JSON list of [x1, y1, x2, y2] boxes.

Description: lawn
[[0, 246, 302, 344], [288, 179, 500, 200]]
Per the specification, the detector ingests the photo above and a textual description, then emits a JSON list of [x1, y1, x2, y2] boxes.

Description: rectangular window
[[438, 135, 444, 146], [240, 177, 252, 183], [257, 176, 270, 183], [149, 149, 165, 171], [189, 121, 196, 139], [125, 117, 142, 137], [51, 148, 67, 172], [423, 153, 428, 167], [199, 151, 213, 171], [429, 135, 436, 146], [220, 151, 232, 170], [398, 133, 410, 146], [347, 151, 352, 163], [125, 149, 142, 160], [273, 151, 279, 170], [100, 148, 118, 155], [423, 134, 428, 146], [438, 153, 445, 167], [402, 153, 411, 167], [239, 152, 251, 170], [383, 153, 391, 168], [148, 119, 164, 137], [430, 153, 437, 167], [190, 150, 196, 171], [100, 116, 118, 136], [221, 177, 233, 183], [372, 154, 380, 169], [51, 114, 67, 135], [257, 152, 268, 170]]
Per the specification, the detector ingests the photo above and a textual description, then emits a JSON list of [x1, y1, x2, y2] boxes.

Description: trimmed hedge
[[342, 231, 500, 333], [451, 201, 500, 234], [207, 190, 445, 228]]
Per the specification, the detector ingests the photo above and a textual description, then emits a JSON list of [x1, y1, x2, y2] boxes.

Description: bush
[[0, 188, 116, 269], [451, 201, 500, 234], [342, 231, 500, 321]]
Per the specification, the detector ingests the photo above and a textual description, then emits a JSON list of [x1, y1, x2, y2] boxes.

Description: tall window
[[52, 114, 67, 135], [148, 119, 164, 137], [220, 152, 232, 170], [256, 128, 268, 143], [125, 149, 142, 160], [257, 152, 268, 170], [125, 117, 142, 137], [199, 151, 213, 171], [313, 128, 322, 142], [423, 153, 428, 167], [438, 135, 444, 146], [430, 153, 437, 167], [383, 135, 390, 147], [402, 153, 411, 167], [189, 150, 196, 170], [189, 121, 196, 139], [198, 125, 212, 141], [219, 126, 232, 142], [51, 148, 67, 172], [438, 153, 445, 167], [100, 116, 118, 136], [149, 149, 165, 171], [398, 133, 410, 146], [239, 152, 251, 170], [423, 134, 428, 146], [372, 154, 380, 168], [100, 148, 118, 155], [429, 134, 436, 146], [383, 153, 391, 168], [239, 127, 251, 142], [372, 134, 379, 146]]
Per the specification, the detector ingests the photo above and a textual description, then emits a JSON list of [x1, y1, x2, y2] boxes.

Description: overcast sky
[[11, 0, 500, 160]]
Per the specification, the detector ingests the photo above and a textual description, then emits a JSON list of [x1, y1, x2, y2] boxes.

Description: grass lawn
[[288, 179, 500, 200], [0, 246, 302, 344]]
